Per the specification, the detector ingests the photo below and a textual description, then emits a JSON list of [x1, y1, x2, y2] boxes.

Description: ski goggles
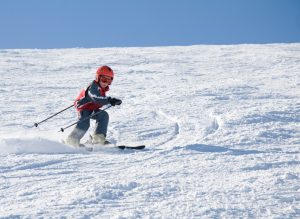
[[100, 76, 113, 85]]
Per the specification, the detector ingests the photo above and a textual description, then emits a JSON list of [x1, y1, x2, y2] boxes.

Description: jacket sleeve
[[87, 81, 110, 105]]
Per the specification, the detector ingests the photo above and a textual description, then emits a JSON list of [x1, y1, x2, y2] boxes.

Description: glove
[[108, 97, 122, 106]]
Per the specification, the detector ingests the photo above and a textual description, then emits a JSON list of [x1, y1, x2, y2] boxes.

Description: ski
[[117, 145, 146, 150], [81, 144, 145, 151], [83, 138, 145, 150]]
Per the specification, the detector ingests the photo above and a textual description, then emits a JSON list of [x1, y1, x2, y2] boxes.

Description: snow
[[0, 44, 299, 218]]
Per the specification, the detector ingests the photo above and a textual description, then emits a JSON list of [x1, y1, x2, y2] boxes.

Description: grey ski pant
[[68, 109, 109, 141]]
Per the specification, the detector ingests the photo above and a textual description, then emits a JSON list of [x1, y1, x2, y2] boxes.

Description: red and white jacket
[[74, 80, 110, 112]]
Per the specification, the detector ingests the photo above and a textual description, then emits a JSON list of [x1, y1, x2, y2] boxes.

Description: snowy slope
[[0, 44, 299, 218]]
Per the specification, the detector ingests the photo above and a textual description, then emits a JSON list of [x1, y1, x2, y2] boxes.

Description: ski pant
[[67, 109, 109, 141]]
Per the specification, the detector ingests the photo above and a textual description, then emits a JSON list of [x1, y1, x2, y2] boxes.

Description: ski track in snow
[[0, 44, 300, 218], [154, 110, 180, 148]]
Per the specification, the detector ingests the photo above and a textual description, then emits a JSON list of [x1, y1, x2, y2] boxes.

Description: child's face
[[99, 76, 112, 88]]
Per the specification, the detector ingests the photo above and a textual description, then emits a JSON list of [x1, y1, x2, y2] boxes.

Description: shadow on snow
[[184, 144, 263, 156]]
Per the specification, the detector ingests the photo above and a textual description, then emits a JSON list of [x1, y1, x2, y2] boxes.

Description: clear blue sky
[[0, 0, 299, 49]]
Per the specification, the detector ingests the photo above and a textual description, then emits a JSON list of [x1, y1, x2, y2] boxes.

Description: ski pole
[[59, 105, 113, 132], [34, 104, 74, 127]]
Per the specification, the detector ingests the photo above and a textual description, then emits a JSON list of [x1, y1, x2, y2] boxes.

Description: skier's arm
[[87, 82, 110, 105]]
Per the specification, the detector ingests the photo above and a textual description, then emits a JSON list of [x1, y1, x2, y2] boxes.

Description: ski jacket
[[74, 80, 110, 112]]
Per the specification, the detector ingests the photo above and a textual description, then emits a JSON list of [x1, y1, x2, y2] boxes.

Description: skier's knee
[[102, 111, 109, 120], [97, 110, 109, 122]]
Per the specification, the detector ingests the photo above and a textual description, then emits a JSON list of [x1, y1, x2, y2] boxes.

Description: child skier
[[65, 66, 122, 147]]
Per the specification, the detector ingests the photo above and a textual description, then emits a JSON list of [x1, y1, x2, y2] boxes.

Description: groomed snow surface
[[0, 44, 299, 218]]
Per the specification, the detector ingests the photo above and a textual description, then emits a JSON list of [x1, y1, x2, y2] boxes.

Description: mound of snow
[[0, 137, 78, 154]]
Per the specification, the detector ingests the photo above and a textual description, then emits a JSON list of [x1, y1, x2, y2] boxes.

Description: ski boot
[[65, 136, 80, 147], [91, 134, 110, 145]]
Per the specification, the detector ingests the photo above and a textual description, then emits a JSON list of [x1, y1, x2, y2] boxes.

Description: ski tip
[[134, 145, 146, 150]]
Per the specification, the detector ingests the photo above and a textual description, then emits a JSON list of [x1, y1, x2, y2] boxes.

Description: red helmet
[[96, 66, 114, 82]]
